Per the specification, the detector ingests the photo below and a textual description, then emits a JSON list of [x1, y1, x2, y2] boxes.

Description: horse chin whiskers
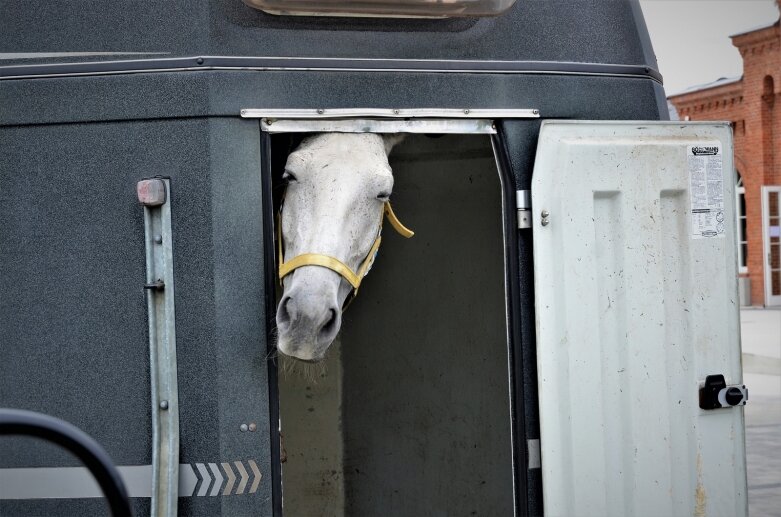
[[265, 326, 281, 363], [279, 351, 329, 383]]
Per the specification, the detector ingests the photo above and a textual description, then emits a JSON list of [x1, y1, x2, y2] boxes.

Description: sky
[[639, 0, 779, 95]]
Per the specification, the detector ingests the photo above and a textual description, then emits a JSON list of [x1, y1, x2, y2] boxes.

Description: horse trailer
[[0, 1, 748, 516]]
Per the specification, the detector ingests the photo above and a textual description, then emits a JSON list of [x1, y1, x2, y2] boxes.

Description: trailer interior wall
[[277, 134, 514, 516]]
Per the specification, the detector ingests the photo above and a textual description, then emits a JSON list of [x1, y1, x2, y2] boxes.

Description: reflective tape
[[0, 460, 261, 499]]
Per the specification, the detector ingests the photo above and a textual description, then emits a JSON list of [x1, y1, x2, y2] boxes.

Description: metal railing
[[0, 408, 133, 517]]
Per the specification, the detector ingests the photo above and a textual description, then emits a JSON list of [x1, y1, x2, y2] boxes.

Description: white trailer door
[[531, 121, 747, 517]]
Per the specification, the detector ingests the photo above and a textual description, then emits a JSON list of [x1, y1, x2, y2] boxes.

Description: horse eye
[[376, 192, 391, 201], [282, 171, 297, 183]]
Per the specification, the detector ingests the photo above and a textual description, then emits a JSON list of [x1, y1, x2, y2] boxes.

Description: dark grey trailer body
[[0, 1, 666, 516]]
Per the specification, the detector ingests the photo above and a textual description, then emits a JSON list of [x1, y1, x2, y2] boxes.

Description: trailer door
[[531, 121, 747, 517]]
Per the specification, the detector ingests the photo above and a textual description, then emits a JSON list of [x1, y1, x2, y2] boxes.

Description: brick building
[[669, 14, 781, 306]]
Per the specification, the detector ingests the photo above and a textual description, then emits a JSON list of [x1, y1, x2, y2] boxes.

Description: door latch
[[699, 374, 748, 410]]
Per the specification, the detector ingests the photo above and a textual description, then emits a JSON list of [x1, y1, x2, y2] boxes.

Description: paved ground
[[741, 308, 781, 517]]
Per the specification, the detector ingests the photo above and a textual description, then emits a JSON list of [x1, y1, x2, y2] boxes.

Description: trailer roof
[[1, 0, 659, 83]]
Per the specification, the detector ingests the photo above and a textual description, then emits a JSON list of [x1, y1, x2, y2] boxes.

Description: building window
[[736, 173, 748, 273]]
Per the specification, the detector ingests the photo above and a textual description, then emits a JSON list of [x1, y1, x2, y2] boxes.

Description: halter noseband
[[278, 201, 414, 295]]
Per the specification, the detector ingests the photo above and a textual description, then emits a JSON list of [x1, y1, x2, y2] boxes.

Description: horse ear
[[382, 134, 406, 155]]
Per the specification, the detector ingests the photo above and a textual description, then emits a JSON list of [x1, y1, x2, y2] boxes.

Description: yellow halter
[[278, 202, 414, 295]]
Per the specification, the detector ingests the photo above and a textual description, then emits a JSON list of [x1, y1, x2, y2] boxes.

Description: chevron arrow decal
[[188, 460, 262, 497], [221, 462, 236, 496], [208, 463, 224, 497], [234, 461, 249, 495], [189, 460, 263, 497], [0, 460, 263, 499], [195, 463, 211, 497], [248, 460, 262, 494]]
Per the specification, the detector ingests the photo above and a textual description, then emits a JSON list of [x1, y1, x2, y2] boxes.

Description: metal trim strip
[[0, 56, 664, 82], [258, 117, 501, 134], [245, 108, 538, 120]]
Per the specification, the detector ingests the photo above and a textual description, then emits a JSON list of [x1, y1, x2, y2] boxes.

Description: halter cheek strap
[[278, 201, 414, 295]]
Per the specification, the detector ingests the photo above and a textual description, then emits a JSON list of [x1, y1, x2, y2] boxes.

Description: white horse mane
[[275, 133, 404, 362]]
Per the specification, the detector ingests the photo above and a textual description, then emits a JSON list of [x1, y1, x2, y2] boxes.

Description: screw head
[[240, 423, 249, 432], [159, 400, 169, 410], [541, 210, 549, 218], [248, 423, 257, 432], [196, 58, 204, 65], [464, 109, 470, 115], [316, 109, 324, 115], [154, 235, 163, 244], [393, 109, 400, 115]]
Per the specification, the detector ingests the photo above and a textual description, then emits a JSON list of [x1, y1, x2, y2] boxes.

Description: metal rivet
[[541, 210, 549, 218], [533, 109, 539, 115], [393, 109, 400, 115], [317, 109, 324, 114], [154, 235, 163, 244], [248, 423, 257, 432], [240, 424, 248, 432], [464, 109, 470, 115], [541, 209, 550, 226], [159, 400, 168, 410], [196, 58, 204, 65]]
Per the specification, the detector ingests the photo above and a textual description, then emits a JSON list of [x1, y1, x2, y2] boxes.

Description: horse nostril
[[277, 296, 294, 328], [317, 307, 340, 345], [322, 308, 337, 333]]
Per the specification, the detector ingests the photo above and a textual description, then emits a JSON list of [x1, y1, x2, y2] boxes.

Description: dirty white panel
[[532, 122, 746, 517]]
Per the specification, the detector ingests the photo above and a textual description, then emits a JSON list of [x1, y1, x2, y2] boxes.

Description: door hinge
[[516, 190, 531, 229]]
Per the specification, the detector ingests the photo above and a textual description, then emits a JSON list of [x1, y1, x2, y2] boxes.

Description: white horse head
[[275, 132, 409, 362]]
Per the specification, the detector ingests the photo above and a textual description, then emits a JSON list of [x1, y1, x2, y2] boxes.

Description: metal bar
[[0, 409, 133, 517], [138, 178, 180, 517], [259, 117, 499, 134], [243, 108, 539, 120]]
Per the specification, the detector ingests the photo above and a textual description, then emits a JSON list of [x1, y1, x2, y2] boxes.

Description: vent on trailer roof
[[242, 0, 517, 18]]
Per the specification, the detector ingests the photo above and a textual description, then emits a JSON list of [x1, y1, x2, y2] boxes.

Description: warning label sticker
[[688, 143, 725, 239]]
